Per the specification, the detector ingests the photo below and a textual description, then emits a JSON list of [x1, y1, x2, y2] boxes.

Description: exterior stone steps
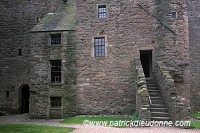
[[151, 117, 172, 121], [150, 108, 168, 112], [148, 92, 161, 97], [150, 104, 166, 108], [148, 90, 160, 93], [147, 84, 158, 87], [150, 97, 162, 100], [146, 77, 172, 121], [147, 87, 159, 90], [151, 112, 171, 117], [151, 100, 165, 104]]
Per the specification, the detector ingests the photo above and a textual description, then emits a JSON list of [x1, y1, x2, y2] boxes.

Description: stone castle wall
[[76, 0, 156, 115], [30, 31, 78, 118], [152, 0, 190, 109], [0, 0, 199, 117], [0, 0, 62, 114], [186, 0, 200, 111]]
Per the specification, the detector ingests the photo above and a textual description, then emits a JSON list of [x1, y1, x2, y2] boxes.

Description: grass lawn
[[191, 122, 200, 130], [60, 113, 138, 128], [190, 113, 200, 119], [0, 124, 74, 133], [190, 112, 200, 130]]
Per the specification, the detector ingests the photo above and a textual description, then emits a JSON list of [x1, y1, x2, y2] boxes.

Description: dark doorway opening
[[140, 50, 153, 77], [20, 85, 30, 114]]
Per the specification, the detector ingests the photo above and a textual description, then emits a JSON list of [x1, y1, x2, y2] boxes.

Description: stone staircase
[[146, 77, 172, 121]]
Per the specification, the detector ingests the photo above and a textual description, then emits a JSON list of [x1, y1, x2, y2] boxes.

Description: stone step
[[150, 108, 168, 112], [149, 92, 161, 97], [150, 104, 166, 108], [146, 81, 156, 84], [145, 77, 155, 81], [147, 84, 158, 87], [151, 117, 172, 121], [147, 87, 159, 90], [150, 97, 163, 100], [146, 81, 156, 83], [148, 90, 161, 93], [151, 112, 171, 117], [151, 100, 165, 104]]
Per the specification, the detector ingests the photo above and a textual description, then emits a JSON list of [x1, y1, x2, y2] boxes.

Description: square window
[[18, 49, 22, 56], [51, 34, 61, 45], [94, 37, 105, 57], [50, 60, 62, 83], [98, 5, 107, 18], [171, 12, 177, 19], [50, 97, 61, 108], [6, 91, 9, 98]]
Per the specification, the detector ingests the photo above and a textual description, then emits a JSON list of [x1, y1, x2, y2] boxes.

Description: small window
[[171, 12, 177, 19], [6, 91, 9, 98], [50, 97, 61, 108], [36, 17, 40, 22], [18, 49, 22, 56], [98, 5, 107, 18], [94, 37, 105, 57], [50, 60, 62, 83], [51, 34, 61, 45]]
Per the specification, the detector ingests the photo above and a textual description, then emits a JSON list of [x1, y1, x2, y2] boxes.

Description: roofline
[[30, 29, 76, 33]]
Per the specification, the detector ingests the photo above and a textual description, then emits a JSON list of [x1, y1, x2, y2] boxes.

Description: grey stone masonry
[[155, 61, 186, 121], [30, 31, 79, 118], [0, 0, 200, 118], [134, 58, 151, 121], [76, 0, 156, 115], [0, 0, 62, 114], [186, 0, 200, 111], [152, 0, 190, 111]]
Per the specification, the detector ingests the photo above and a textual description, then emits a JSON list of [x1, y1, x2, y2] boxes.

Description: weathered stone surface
[[0, 0, 63, 114], [29, 30, 79, 118], [0, 0, 199, 118], [186, 0, 200, 111], [134, 58, 151, 121], [155, 61, 187, 121]]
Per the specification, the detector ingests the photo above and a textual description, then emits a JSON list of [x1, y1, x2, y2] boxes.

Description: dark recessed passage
[[140, 50, 153, 77], [20, 85, 30, 114]]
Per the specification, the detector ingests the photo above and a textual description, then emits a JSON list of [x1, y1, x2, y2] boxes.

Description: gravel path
[[0, 114, 199, 133]]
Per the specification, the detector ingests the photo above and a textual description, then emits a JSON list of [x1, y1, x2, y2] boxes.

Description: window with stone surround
[[51, 34, 61, 45], [94, 37, 105, 57], [98, 5, 107, 18], [50, 60, 61, 83], [50, 97, 61, 108], [171, 11, 177, 19]]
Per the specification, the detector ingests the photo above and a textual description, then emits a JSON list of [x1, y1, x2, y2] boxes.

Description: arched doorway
[[19, 85, 30, 114]]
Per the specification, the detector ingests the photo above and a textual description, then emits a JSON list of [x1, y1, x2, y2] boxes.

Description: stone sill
[[94, 57, 106, 60], [50, 108, 61, 110], [49, 45, 62, 47], [49, 83, 65, 86]]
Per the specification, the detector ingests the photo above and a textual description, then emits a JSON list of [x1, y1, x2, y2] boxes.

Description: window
[[36, 17, 40, 22], [94, 37, 105, 57], [171, 12, 177, 19], [6, 91, 9, 98], [98, 5, 107, 18], [18, 49, 22, 56], [51, 34, 61, 45], [50, 97, 61, 108], [50, 60, 61, 83]]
